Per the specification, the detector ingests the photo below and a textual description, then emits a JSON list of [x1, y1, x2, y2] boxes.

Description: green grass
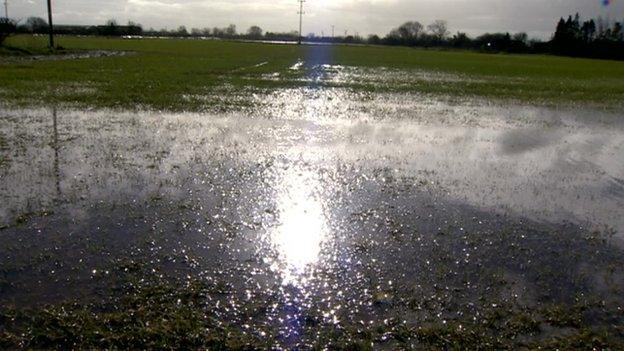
[[1, 35, 624, 111]]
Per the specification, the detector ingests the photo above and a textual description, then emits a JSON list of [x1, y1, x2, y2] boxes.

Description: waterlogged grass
[[1, 35, 624, 110], [1, 266, 622, 350], [0, 292, 621, 349]]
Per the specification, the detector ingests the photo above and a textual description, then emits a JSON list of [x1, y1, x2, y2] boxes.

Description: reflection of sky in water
[[272, 167, 327, 285]]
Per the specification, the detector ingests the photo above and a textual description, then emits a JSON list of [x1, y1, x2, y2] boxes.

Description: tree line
[[551, 14, 624, 59], [2, 14, 623, 60], [362, 16, 623, 59]]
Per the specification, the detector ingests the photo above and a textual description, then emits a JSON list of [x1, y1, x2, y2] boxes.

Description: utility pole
[[47, 0, 54, 48], [298, 0, 305, 44], [3, 0, 8, 18], [331, 25, 335, 39]]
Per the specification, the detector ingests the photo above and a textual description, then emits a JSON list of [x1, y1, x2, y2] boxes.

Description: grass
[[1, 275, 621, 350], [1, 35, 624, 111]]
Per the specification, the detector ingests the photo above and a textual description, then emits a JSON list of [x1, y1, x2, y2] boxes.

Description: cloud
[[8, 0, 624, 39]]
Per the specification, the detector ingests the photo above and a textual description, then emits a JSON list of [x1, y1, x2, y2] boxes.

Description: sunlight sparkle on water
[[272, 168, 328, 285]]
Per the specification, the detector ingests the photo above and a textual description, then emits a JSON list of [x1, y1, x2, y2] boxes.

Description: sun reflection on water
[[272, 167, 328, 285]]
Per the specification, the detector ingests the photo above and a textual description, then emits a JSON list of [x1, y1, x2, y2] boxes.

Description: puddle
[[289, 60, 304, 71], [0, 50, 131, 64], [276, 61, 485, 86], [231, 61, 269, 73], [0, 88, 623, 347]]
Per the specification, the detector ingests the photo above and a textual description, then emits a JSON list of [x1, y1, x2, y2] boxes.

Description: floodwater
[[0, 50, 130, 64], [1, 78, 624, 346]]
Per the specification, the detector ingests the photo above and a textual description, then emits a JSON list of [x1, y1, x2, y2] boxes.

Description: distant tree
[[125, 21, 143, 35], [554, 18, 566, 40], [368, 34, 381, 44], [450, 32, 471, 48], [225, 24, 237, 36], [344, 35, 356, 43], [596, 17, 607, 38], [581, 19, 596, 42], [212, 27, 224, 37], [387, 28, 400, 39], [264, 30, 299, 41], [554, 13, 583, 44], [612, 22, 623, 41], [102, 19, 119, 36], [386, 21, 424, 45], [508, 32, 529, 52], [427, 20, 449, 41], [247, 25, 263, 38], [127, 21, 141, 29], [176, 26, 188, 37], [0, 18, 16, 45], [191, 28, 202, 36], [570, 13, 581, 39], [397, 21, 423, 39], [512, 32, 528, 44], [25, 17, 48, 33], [475, 32, 512, 51]]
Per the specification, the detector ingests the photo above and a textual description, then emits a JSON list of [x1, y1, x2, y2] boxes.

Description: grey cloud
[[7, 0, 624, 39]]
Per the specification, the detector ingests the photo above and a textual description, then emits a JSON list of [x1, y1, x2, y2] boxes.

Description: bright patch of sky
[[8, 0, 624, 39]]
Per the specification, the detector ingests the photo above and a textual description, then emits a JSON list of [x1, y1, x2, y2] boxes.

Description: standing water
[[0, 80, 623, 348]]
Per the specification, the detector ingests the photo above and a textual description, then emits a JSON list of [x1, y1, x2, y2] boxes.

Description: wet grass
[[1, 35, 624, 110], [0, 132, 8, 170], [1, 271, 622, 350], [0, 39, 61, 57]]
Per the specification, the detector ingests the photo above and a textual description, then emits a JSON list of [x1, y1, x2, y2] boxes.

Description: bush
[[0, 18, 17, 45]]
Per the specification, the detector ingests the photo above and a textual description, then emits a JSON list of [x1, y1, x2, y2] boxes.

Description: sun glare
[[272, 168, 328, 284]]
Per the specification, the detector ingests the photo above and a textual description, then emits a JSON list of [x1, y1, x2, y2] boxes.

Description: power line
[[298, 0, 305, 44]]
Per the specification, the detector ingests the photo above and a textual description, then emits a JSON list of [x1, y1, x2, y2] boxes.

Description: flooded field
[[1, 82, 623, 348], [0, 43, 622, 349]]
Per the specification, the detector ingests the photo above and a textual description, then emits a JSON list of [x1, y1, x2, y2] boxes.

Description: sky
[[6, 0, 624, 39]]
